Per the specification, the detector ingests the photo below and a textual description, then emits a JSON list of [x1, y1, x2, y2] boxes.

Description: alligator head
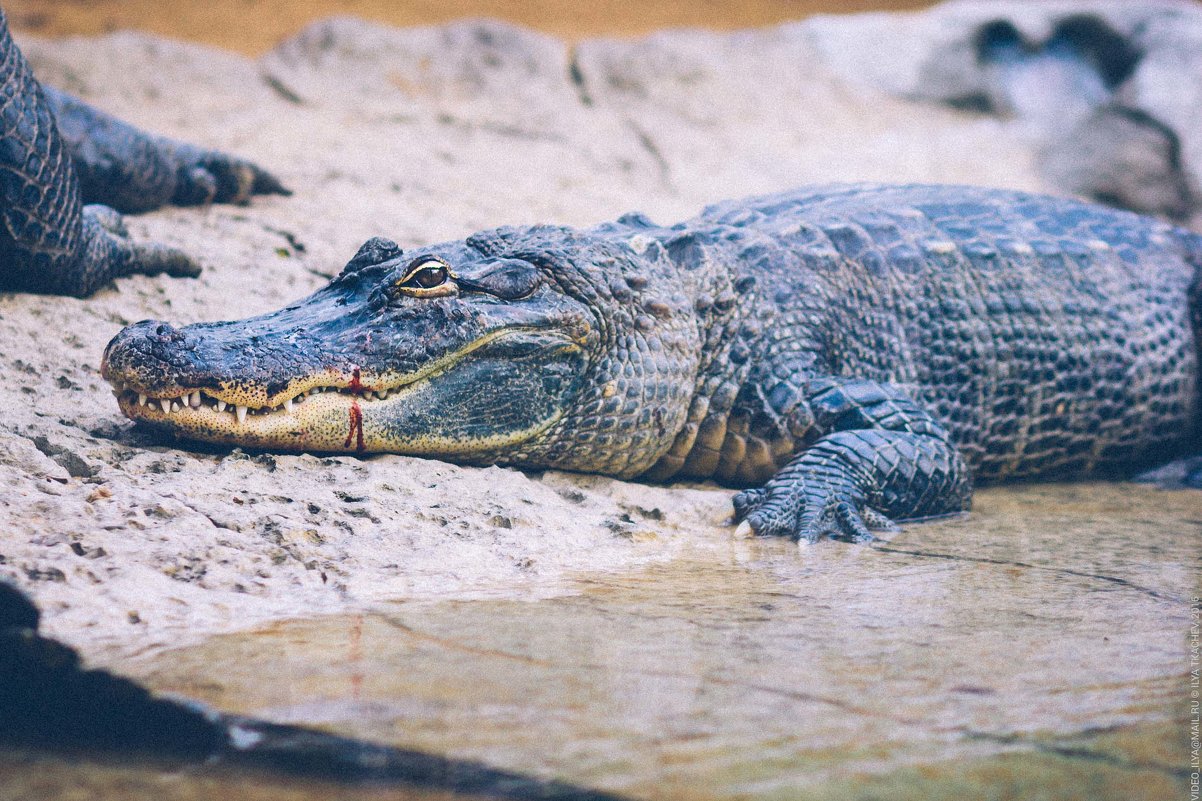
[[101, 226, 703, 478]]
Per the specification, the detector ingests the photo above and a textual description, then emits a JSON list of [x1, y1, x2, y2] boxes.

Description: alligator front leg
[[0, 10, 201, 295], [733, 379, 971, 542]]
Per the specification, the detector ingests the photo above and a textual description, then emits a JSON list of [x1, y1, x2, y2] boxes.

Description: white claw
[[160, 398, 172, 414], [138, 393, 147, 407], [283, 397, 293, 414], [189, 391, 202, 408], [236, 405, 248, 424], [734, 520, 754, 538], [217, 400, 227, 412]]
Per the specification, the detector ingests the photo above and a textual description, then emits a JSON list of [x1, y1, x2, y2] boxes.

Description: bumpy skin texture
[[42, 87, 288, 214], [0, 9, 287, 296], [103, 184, 1202, 542]]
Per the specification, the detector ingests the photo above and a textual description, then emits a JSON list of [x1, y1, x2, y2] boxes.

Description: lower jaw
[[116, 397, 553, 457], [118, 396, 383, 453]]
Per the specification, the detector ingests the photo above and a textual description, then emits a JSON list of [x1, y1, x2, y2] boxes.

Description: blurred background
[[4, 0, 936, 54]]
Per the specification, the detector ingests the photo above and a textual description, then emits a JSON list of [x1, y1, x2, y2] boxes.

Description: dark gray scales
[[622, 184, 1202, 539], [0, 8, 287, 296]]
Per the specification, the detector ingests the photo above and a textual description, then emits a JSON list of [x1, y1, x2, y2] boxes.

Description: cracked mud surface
[[0, 3, 1199, 799]]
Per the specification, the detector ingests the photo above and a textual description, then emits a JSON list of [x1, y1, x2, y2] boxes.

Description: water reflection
[[128, 483, 1196, 800]]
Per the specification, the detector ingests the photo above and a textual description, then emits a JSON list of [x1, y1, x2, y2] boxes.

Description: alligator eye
[[395, 257, 457, 297], [409, 264, 447, 288]]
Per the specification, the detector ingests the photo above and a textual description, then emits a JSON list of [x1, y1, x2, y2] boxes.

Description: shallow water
[[6, 482, 1187, 800]]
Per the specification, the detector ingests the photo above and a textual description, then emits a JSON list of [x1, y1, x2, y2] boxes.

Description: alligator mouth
[[106, 327, 521, 427], [105, 327, 582, 452], [111, 379, 398, 426], [108, 369, 424, 452]]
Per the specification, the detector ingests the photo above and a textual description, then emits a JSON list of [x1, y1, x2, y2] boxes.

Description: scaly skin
[[0, 8, 288, 296], [102, 184, 1202, 541]]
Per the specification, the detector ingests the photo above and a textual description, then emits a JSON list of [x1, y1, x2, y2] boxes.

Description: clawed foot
[[170, 146, 291, 207], [126, 239, 203, 279], [85, 204, 201, 283], [732, 479, 897, 544]]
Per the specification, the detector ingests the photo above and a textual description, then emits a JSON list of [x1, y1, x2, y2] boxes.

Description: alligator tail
[[1186, 231, 1202, 440], [1188, 231, 1202, 345]]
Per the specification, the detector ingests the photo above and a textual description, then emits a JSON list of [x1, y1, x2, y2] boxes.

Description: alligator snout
[[101, 319, 197, 394], [109, 319, 188, 351]]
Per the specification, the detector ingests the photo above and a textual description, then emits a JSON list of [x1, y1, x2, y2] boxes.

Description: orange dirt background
[[5, 0, 936, 55]]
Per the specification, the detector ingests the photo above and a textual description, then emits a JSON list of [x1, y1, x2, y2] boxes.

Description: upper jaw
[[103, 325, 563, 429]]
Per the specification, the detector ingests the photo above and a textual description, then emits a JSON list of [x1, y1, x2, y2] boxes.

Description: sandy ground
[[5, 0, 936, 55], [0, 0, 1197, 675]]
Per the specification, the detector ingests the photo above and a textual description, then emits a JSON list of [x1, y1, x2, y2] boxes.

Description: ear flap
[[457, 258, 543, 300]]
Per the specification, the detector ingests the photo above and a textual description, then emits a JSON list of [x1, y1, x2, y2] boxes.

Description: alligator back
[[673, 184, 1201, 482]]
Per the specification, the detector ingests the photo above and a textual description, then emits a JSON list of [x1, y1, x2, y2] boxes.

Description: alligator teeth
[[128, 384, 380, 421]]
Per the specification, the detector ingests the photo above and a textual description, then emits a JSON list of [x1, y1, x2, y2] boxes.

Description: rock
[[802, 0, 1202, 218], [1038, 105, 1194, 220], [0, 434, 71, 482], [31, 436, 98, 478]]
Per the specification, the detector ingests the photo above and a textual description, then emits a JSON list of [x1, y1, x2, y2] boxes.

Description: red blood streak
[[344, 401, 365, 452], [344, 367, 369, 451], [348, 366, 373, 394], [348, 367, 364, 394]]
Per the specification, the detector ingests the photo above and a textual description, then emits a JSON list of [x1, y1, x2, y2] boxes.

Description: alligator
[[0, 7, 287, 296], [101, 183, 1202, 541]]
